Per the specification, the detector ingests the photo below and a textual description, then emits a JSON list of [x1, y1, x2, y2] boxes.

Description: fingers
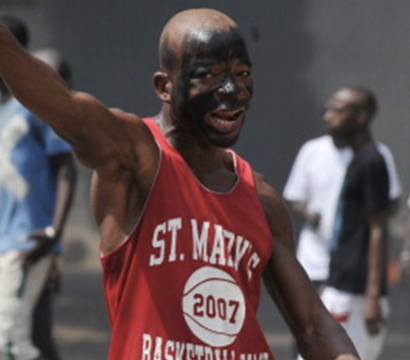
[[307, 212, 321, 228], [22, 256, 34, 270], [24, 228, 48, 242], [365, 317, 385, 336], [21, 240, 53, 269]]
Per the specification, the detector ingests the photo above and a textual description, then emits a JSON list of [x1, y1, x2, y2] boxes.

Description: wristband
[[44, 226, 57, 239]]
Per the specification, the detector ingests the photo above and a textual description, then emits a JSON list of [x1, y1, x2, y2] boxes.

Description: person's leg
[[344, 296, 389, 360], [321, 289, 389, 360], [32, 278, 60, 360], [0, 251, 52, 360], [365, 298, 389, 360], [341, 295, 368, 360]]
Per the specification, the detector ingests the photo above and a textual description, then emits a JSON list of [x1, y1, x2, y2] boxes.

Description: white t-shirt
[[283, 135, 402, 281]]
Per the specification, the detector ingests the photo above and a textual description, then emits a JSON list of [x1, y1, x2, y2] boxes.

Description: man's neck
[[158, 111, 227, 167], [331, 135, 348, 148], [155, 108, 236, 192], [348, 131, 373, 154]]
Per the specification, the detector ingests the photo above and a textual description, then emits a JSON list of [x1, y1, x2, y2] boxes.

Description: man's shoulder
[[253, 171, 276, 195], [253, 170, 295, 249], [356, 145, 388, 171], [375, 141, 394, 159], [253, 170, 278, 201], [109, 108, 153, 136], [292, 135, 338, 166]]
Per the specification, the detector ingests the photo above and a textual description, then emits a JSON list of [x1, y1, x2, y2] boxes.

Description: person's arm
[[288, 200, 321, 229], [256, 173, 359, 360], [361, 152, 390, 333], [255, 175, 359, 360], [49, 153, 78, 238], [399, 225, 410, 276], [23, 153, 77, 268], [399, 198, 410, 276], [283, 143, 321, 229], [364, 211, 388, 335], [393, 208, 410, 282]]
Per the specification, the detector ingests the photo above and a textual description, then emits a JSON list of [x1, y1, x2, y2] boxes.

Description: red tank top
[[101, 118, 275, 360]]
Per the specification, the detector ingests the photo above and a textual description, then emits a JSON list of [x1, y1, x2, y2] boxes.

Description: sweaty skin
[[0, 9, 359, 360]]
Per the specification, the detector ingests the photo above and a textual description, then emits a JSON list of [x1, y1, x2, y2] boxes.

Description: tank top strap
[[228, 149, 255, 188], [142, 117, 173, 152], [141, 118, 255, 189]]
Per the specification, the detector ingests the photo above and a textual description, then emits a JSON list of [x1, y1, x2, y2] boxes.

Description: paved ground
[[52, 255, 410, 360]]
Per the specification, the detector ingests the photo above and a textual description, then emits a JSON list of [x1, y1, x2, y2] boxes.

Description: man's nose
[[217, 76, 241, 95]]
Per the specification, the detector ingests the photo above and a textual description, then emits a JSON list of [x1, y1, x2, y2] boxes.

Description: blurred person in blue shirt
[[0, 16, 77, 360]]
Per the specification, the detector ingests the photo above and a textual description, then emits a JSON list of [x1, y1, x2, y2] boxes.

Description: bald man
[[0, 9, 359, 360]]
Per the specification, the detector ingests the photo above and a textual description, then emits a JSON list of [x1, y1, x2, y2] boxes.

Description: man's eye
[[237, 70, 251, 78], [195, 71, 213, 80]]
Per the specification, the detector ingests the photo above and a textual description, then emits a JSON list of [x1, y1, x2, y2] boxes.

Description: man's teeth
[[212, 110, 241, 120], [215, 118, 232, 124]]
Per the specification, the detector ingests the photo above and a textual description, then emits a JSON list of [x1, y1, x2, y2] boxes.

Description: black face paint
[[171, 27, 253, 147]]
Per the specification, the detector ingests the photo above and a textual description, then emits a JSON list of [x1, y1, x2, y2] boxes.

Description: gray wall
[[2, 0, 410, 232]]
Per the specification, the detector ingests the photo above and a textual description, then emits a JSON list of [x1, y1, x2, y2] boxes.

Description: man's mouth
[[209, 108, 245, 133]]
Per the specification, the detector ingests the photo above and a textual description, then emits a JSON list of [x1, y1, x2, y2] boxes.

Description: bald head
[[159, 9, 239, 72], [153, 9, 252, 148]]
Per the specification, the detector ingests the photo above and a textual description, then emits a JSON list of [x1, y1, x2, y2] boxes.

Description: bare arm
[[0, 21, 153, 169], [364, 211, 388, 335], [399, 212, 410, 275], [23, 152, 77, 268], [50, 153, 78, 237], [288, 200, 321, 229], [255, 175, 359, 360]]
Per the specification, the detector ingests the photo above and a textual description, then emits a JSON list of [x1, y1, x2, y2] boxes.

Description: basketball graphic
[[182, 266, 246, 347]]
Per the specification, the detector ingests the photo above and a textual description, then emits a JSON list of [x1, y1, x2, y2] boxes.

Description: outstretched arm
[[0, 21, 152, 169], [255, 174, 359, 360]]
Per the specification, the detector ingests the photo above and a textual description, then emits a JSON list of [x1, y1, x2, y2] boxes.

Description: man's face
[[171, 27, 253, 148], [323, 90, 363, 140]]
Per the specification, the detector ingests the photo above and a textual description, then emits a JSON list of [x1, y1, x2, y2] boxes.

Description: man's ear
[[153, 71, 172, 102]]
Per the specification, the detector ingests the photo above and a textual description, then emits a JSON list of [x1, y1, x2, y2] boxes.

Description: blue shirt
[[0, 98, 71, 253]]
